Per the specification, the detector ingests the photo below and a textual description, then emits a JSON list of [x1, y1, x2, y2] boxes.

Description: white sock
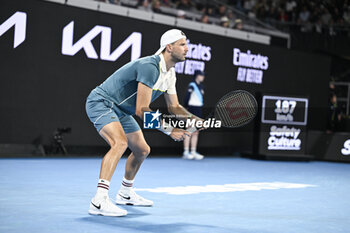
[[184, 148, 189, 153], [120, 177, 134, 193], [191, 148, 196, 153], [95, 179, 110, 198]]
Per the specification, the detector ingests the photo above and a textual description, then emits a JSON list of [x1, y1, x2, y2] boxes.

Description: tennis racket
[[188, 90, 258, 132], [214, 90, 258, 128]]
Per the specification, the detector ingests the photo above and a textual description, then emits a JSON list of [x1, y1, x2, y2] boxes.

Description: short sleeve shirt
[[94, 54, 177, 115]]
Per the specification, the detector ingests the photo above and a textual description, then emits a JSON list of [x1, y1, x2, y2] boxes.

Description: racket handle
[[186, 126, 197, 133]]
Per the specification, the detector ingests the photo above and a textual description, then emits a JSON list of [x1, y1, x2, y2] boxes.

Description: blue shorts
[[85, 90, 140, 134]]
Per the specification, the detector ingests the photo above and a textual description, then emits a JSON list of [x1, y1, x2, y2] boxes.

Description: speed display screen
[[257, 94, 309, 155], [261, 96, 308, 126]]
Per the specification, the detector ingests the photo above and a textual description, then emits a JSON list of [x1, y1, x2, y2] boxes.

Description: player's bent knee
[[135, 144, 150, 160], [110, 139, 128, 152], [142, 145, 151, 157]]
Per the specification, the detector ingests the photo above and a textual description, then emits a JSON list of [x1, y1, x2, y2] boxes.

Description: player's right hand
[[170, 128, 191, 142]]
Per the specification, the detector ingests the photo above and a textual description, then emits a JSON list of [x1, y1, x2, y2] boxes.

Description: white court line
[[135, 182, 317, 195]]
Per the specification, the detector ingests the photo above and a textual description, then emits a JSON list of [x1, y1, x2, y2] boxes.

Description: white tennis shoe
[[116, 189, 153, 206], [192, 151, 204, 160], [88, 196, 127, 217], [182, 151, 194, 160]]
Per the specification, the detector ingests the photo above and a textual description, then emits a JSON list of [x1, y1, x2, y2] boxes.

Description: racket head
[[214, 90, 258, 128]]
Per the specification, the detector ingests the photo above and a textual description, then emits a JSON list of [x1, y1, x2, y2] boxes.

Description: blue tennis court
[[0, 157, 349, 233]]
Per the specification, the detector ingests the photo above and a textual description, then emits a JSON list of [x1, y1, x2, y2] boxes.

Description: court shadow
[[119, 205, 152, 217], [79, 216, 218, 233]]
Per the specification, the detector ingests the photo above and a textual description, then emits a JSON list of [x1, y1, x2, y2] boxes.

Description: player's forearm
[[135, 82, 153, 120], [135, 106, 153, 120]]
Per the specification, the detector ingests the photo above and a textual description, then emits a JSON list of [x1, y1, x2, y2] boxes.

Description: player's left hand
[[170, 128, 191, 142]]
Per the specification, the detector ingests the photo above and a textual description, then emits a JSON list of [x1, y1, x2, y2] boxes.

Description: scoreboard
[[257, 95, 309, 156]]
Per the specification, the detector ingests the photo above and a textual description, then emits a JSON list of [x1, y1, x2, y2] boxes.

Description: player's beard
[[171, 52, 186, 63]]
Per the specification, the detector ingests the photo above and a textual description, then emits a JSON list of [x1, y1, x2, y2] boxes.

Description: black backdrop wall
[[0, 0, 331, 153]]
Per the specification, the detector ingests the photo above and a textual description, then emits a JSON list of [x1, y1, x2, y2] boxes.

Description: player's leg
[[98, 121, 129, 181], [115, 116, 153, 206], [89, 121, 129, 216], [86, 93, 128, 216], [124, 130, 150, 180]]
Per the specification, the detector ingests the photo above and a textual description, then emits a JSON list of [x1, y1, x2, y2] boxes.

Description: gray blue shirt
[[94, 54, 177, 115]]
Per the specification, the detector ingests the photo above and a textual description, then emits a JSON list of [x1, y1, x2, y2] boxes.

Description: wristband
[[158, 121, 174, 136]]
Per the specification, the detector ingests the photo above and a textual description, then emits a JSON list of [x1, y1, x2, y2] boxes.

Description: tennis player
[[85, 29, 203, 216]]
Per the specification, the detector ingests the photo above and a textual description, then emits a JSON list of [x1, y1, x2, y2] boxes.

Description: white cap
[[154, 29, 186, 55]]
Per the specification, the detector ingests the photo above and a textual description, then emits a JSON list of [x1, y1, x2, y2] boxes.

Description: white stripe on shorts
[[93, 101, 114, 126]]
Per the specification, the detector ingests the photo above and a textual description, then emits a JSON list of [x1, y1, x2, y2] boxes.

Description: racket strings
[[215, 91, 257, 127]]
